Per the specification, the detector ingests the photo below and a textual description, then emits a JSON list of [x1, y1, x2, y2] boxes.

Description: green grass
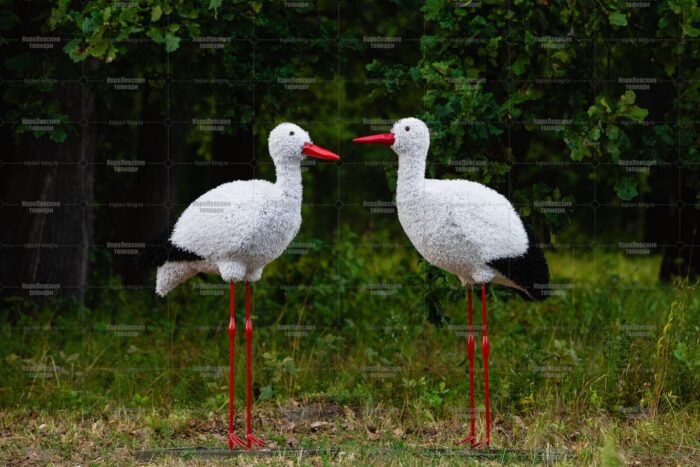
[[0, 405, 697, 465], [1, 241, 699, 465]]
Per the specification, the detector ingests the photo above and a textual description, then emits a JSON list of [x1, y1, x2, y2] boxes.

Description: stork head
[[268, 123, 339, 164], [353, 117, 430, 159]]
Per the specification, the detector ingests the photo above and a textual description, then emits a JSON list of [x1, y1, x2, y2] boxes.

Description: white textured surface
[[390, 118, 529, 286], [156, 123, 314, 296]]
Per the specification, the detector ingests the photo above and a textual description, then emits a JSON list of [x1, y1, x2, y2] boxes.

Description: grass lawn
[[1, 404, 697, 465], [1, 249, 699, 465]]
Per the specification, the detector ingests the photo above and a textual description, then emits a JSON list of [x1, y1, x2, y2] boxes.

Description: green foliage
[[614, 176, 638, 201], [599, 428, 624, 466], [567, 91, 648, 164], [646, 281, 698, 415], [368, 0, 698, 213], [48, 0, 214, 60], [607, 12, 628, 28], [2, 249, 698, 421]]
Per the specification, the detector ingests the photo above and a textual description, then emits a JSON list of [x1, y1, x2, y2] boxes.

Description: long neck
[[396, 154, 427, 199], [274, 160, 303, 200]]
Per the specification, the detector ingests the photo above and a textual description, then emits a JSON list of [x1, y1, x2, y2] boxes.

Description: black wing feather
[[138, 224, 203, 268], [487, 227, 550, 302]]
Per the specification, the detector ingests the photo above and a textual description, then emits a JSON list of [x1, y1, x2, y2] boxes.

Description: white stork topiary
[[140, 122, 339, 449], [354, 117, 550, 448]]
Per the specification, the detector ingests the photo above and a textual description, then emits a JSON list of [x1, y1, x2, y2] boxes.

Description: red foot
[[246, 433, 266, 448], [229, 433, 246, 449], [456, 435, 476, 446], [470, 439, 490, 449]]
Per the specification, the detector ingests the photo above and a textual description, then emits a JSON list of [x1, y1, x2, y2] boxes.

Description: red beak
[[352, 133, 395, 145], [302, 143, 340, 161]]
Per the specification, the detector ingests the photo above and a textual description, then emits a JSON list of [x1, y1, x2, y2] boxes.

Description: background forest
[[1, 1, 699, 465]]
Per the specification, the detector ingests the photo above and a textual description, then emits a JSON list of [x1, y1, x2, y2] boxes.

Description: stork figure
[[353, 117, 550, 447], [140, 123, 340, 449]]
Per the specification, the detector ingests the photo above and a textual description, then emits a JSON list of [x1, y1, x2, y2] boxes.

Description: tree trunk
[[1, 60, 97, 300], [659, 168, 700, 279]]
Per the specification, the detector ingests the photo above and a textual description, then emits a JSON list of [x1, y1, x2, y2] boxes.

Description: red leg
[[457, 287, 477, 446], [228, 283, 246, 449], [472, 284, 491, 448], [244, 282, 265, 448]]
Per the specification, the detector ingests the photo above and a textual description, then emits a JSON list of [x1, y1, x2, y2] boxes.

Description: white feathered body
[[174, 180, 300, 267], [396, 161, 528, 287], [147, 122, 340, 297], [155, 177, 302, 296], [355, 117, 549, 299]]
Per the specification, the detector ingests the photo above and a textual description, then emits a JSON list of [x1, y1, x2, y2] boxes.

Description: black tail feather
[[487, 228, 550, 302]]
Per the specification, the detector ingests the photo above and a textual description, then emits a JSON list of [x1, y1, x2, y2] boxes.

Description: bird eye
[[289, 131, 295, 136], [405, 126, 410, 132]]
